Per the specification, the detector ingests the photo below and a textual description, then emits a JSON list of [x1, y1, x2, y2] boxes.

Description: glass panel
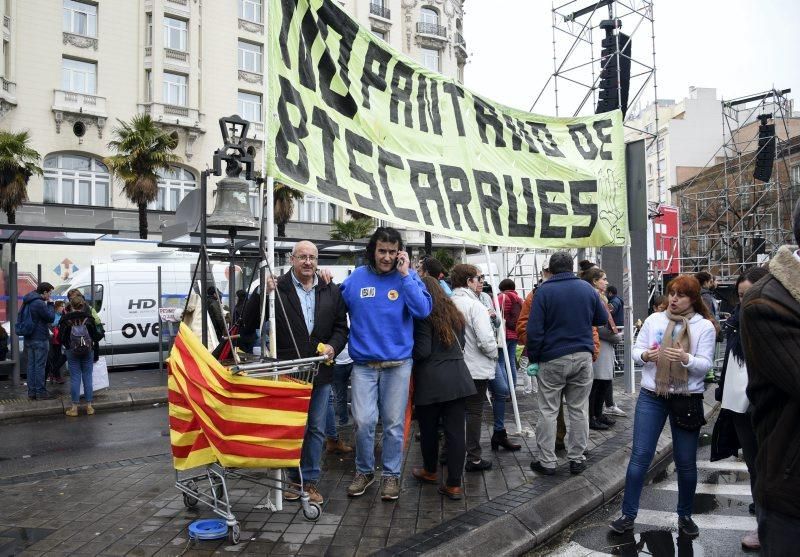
[[93, 159, 108, 173], [62, 155, 90, 171], [170, 189, 180, 211], [44, 155, 58, 169], [78, 180, 91, 204], [62, 179, 74, 204], [421, 7, 438, 24], [156, 189, 165, 211], [95, 182, 109, 206], [44, 176, 57, 203]]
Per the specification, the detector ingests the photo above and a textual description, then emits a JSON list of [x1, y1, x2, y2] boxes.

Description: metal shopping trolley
[[168, 323, 327, 544]]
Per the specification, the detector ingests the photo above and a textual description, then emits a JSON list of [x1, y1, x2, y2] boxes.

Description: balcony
[[63, 31, 98, 51], [455, 31, 467, 59], [238, 18, 264, 34], [369, 2, 391, 20], [167, 0, 188, 5], [3, 15, 9, 30], [238, 69, 263, 85], [144, 46, 152, 57], [416, 21, 446, 38], [138, 102, 204, 133], [0, 78, 17, 118], [164, 48, 189, 63], [51, 90, 108, 137]]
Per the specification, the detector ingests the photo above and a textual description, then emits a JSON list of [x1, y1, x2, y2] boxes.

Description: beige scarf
[[654, 309, 695, 395]]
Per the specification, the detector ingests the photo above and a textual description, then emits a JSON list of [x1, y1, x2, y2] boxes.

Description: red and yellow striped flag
[[168, 323, 312, 470]]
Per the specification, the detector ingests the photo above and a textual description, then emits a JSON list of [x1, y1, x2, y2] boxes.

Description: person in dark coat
[[206, 287, 227, 342], [242, 241, 349, 505], [740, 200, 800, 555], [22, 283, 56, 400], [411, 276, 476, 499]]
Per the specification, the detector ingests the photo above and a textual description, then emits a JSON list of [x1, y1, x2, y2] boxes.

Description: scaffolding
[[677, 88, 797, 282]]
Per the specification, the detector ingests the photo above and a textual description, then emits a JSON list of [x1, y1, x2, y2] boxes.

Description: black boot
[[491, 429, 521, 451]]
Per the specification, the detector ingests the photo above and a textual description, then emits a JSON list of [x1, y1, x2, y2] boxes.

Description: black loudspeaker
[[72, 121, 86, 138], [752, 237, 766, 255], [596, 28, 631, 116], [753, 121, 775, 183]]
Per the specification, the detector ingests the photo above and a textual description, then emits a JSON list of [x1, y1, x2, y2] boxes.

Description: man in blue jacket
[[526, 252, 607, 475], [22, 282, 57, 400], [340, 227, 432, 501]]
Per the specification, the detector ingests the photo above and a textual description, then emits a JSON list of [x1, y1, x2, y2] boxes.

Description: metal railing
[[167, 0, 188, 5], [165, 48, 189, 62], [53, 90, 107, 114], [1, 77, 14, 95], [455, 31, 466, 48], [369, 2, 391, 19], [145, 46, 152, 57], [416, 22, 446, 38], [164, 104, 189, 117], [3, 15, 10, 30]]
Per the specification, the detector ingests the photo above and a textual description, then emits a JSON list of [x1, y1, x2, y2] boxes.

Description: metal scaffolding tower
[[677, 88, 796, 282]]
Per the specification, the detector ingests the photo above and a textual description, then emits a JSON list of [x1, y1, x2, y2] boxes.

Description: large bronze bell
[[207, 175, 259, 231]]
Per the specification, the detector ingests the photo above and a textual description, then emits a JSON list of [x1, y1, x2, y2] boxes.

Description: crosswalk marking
[[635, 509, 757, 531], [696, 460, 748, 472], [656, 481, 752, 497], [547, 541, 612, 557]]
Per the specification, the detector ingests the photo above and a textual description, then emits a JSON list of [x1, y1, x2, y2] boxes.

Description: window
[[145, 70, 152, 102], [163, 16, 187, 51], [248, 183, 262, 219], [238, 91, 262, 123], [296, 195, 335, 223], [43, 154, 110, 207], [420, 47, 439, 72], [238, 40, 263, 73], [239, 0, 263, 23], [420, 7, 438, 25], [63, 0, 97, 37], [163, 72, 187, 106], [151, 166, 197, 211], [791, 165, 800, 186], [145, 13, 153, 46], [372, 29, 387, 41], [62, 58, 96, 94]]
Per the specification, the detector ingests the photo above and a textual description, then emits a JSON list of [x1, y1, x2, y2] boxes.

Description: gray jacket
[[451, 287, 498, 380]]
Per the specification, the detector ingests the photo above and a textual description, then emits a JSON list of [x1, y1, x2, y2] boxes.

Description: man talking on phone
[[340, 227, 432, 501]]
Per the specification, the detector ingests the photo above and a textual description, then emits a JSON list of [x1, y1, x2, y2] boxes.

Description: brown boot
[[438, 485, 463, 500], [412, 467, 438, 484], [325, 437, 353, 454], [490, 429, 521, 451]]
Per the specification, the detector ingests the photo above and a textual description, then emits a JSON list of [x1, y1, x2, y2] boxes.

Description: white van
[[53, 251, 234, 368]]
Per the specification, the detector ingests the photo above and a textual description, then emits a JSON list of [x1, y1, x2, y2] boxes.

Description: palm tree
[[0, 131, 42, 224], [104, 114, 181, 239], [274, 181, 305, 237], [330, 217, 375, 241]]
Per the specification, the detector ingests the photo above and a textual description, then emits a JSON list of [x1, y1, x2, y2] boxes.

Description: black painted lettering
[[442, 82, 466, 137], [316, 2, 358, 118], [311, 107, 350, 203], [474, 96, 506, 148], [376, 148, 417, 221], [121, 323, 136, 339], [297, 6, 319, 90], [136, 323, 151, 337], [389, 60, 414, 128], [440, 165, 478, 232], [505, 176, 536, 237], [345, 129, 386, 213], [275, 76, 310, 184], [408, 160, 449, 227], [570, 180, 598, 238], [537, 180, 568, 238], [416, 76, 443, 135], [592, 120, 614, 160], [568, 123, 599, 160], [529, 123, 565, 158], [278, 0, 297, 69], [361, 41, 391, 110], [473, 170, 504, 235]]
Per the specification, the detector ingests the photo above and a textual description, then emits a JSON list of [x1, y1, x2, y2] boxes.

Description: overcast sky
[[463, 0, 800, 116]]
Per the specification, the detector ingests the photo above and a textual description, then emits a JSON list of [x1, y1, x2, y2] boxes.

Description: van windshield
[[51, 284, 104, 312]]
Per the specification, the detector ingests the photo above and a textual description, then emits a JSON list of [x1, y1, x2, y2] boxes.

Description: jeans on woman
[[506, 340, 518, 387], [332, 362, 352, 426], [489, 353, 510, 432], [325, 390, 338, 439], [67, 349, 94, 404], [416, 398, 467, 487], [622, 388, 700, 519]]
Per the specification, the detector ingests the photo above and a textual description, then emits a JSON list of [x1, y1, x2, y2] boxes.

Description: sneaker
[[347, 473, 375, 497], [598, 414, 616, 426], [283, 482, 302, 501], [464, 459, 492, 472], [590, 418, 609, 430], [305, 484, 324, 504], [325, 437, 353, 454], [65, 405, 79, 417], [86, 404, 95, 416], [749, 502, 756, 515], [741, 529, 760, 550], [609, 515, 635, 534], [605, 404, 627, 417], [678, 516, 699, 538], [529, 461, 555, 476], [569, 460, 586, 475], [380, 476, 400, 501]]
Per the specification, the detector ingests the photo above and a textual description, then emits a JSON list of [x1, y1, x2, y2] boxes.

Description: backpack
[[503, 294, 523, 331], [15, 302, 35, 337], [69, 318, 92, 356]]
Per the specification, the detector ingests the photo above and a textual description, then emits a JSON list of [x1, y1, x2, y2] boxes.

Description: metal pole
[[9, 260, 19, 387], [267, 175, 276, 359], [158, 266, 163, 377], [36, 264, 41, 286], [483, 245, 522, 434], [228, 228, 236, 342], [623, 238, 636, 394], [90, 265, 95, 309], [200, 169, 209, 346]]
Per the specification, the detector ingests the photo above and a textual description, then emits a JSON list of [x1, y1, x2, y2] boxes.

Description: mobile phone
[[395, 256, 403, 269]]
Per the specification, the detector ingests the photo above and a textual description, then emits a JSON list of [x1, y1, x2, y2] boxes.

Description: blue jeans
[[26, 339, 49, 397], [489, 353, 510, 432], [506, 340, 518, 387], [325, 391, 338, 439], [67, 349, 94, 403], [351, 360, 412, 477], [622, 388, 700, 519], [289, 382, 331, 484], [332, 362, 352, 426]]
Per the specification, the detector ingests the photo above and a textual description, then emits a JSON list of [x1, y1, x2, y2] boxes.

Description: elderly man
[[740, 200, 800, 555], [243, 240, 349, 504], [340, 227, 432, 501]]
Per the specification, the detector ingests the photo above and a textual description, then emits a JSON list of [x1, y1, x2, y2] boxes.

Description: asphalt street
[[0, 405, 171, 479], [529, 414, 757, 556]]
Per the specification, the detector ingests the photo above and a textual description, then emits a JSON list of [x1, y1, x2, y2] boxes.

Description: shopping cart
[[168, 323, 327, 544]]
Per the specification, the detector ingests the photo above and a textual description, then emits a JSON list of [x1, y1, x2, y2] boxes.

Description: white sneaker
[[605, 405, 627, 417]]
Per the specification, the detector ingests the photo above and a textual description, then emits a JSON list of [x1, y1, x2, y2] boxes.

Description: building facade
[[0, 0, 468, 247]]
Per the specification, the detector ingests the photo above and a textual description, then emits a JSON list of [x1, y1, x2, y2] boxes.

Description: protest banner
[[267, 0, 628, 247]]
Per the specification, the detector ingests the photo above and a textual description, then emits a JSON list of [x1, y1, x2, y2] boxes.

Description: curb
[[0, 386, 167, 421], [417, 388, 719, 556]]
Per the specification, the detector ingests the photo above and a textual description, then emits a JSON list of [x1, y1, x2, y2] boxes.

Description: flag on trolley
[[168, 323, 312, 470]]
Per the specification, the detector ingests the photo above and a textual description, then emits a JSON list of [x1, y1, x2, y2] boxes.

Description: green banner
[[266, 0, 627, 247]]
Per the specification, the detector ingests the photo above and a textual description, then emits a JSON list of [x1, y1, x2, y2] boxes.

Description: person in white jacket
[[450, 264, 498, 472], [609, 275, 718, 539]]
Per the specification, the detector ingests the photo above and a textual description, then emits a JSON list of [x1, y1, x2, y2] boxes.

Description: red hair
[[666, 275, 719, 332]]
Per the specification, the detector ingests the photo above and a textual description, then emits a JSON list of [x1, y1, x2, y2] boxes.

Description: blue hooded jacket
[[21, 291, 56, 341]]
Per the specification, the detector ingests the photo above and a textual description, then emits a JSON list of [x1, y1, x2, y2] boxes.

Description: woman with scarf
[[609, 275, 718, 538], [714, 266, 768, 550]]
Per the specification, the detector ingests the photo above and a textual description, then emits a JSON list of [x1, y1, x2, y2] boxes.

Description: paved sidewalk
[[0, 374, 717, 556]]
